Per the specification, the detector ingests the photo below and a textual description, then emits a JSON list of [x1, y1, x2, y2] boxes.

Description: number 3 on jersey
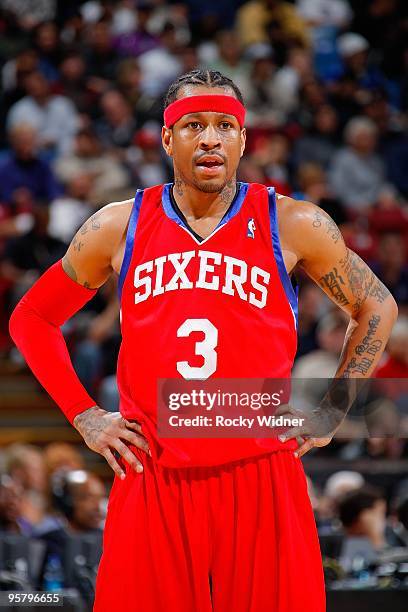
[[176, 319, 218, 379]]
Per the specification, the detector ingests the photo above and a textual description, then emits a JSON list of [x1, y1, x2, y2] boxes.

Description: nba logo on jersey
[[247, 218, 256, 239]]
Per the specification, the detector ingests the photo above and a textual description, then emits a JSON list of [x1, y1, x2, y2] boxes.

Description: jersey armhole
[[118, 189, 144, 301], [267, 187, 299, 329]]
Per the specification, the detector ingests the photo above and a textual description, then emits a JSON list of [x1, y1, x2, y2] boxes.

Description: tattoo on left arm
[[341, 314, 383, 377], [339, 249, 375, 312], [312, 210, 342, 244], [319, 268, 350, 306]]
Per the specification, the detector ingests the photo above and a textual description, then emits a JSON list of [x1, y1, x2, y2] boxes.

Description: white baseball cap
[[337, 33, 369, 57]]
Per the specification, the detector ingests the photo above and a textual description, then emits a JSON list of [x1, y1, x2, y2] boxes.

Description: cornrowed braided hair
[[164, 69, 244, 108]]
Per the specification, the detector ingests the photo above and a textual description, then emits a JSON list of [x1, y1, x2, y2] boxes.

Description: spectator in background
[[337, 32, 384, 95], [245, 44, 285, 128], [325, 471, 365, 507], [72, 277, 120, 401], [5, 444, 47, 527], [144, 0, 191, 44], [237, 157, 269, 185], [48, 174, 93, 244], [127, 128, 170, 188], [50, 470, 105, 534], [0, 0, 56, 31], [338, 486, 388, 550], [54, 128, 130, 206], [296, 283, 327, 359], [250, 133, 291, 194], [394, 496, 408, 546], [1, 48, 39, 115], [0, 124, 61, 209], [376, 315, 408, 379], [96, 89, 138, 150], [272, 46, 314, 121], [32, 443, 86, 536], [84, 19, 119, 88], [236, 0, 310, 50], [208, 30, 250, 99], [33, 21, 61, 84], [113, 1, 159, 58], [57, 51, 97, 116], [295, 77, 327, 130], [292, 311, 348, 413], [1, 206, 65, 305], [294, 162, 346, 221], [340, 397, 407, 461], [318, 471, 366, 531], [371, 232, 408, 310], [296, 0, 352, 29], [292, 105, 340, 171], [43, 443, 84, 478], [36, 470, 105, 583], [7, 71, 79, 157], [138, 22, 183, 97], [293, 310, 348, 378], [116, 58, 143, 108], [0, 474, 32, 535], [297, 0, 347, 83], [384, 135, 408, 199], [329, 117, 387, 212]]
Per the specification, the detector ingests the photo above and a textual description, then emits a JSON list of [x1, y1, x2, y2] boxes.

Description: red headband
[[164, 95, 246, 128]]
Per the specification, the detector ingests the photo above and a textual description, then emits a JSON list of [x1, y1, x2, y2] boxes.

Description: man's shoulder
[[75, 198, 135, 252], [246, 185, 316, 226], [274, 193, 316, 224], [272, 193, 334, 259], [97, 198, 134, 227]]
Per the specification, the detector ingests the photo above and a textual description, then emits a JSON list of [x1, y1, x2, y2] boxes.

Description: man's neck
[[172, 175, 237, 223]]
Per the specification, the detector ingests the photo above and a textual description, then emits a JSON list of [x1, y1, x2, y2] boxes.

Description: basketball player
[[9, 70, 397, 611]]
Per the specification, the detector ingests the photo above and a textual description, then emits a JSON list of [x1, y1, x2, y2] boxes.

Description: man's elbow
[[363, 293, 399, 323], [8, 300, 24, 346], [388, 296, 399, 324]]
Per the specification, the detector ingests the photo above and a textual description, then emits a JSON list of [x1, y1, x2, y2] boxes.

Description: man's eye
[[188, 121, 201, 129], [220, 122, 233, 129]]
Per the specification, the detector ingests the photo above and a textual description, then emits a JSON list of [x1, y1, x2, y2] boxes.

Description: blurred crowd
[[0, 0, 407, 471], [0, 0, 407, 392], [0, 442, 105, 595], [1, 441, 408, 592], [0, 3, 407, 596]]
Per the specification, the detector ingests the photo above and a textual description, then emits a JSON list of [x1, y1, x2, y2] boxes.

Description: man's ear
[[240, 127, 246, 158], [162, 126, 173, 157]]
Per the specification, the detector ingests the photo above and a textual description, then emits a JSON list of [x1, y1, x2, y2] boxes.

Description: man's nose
[[198, 124, 221, 149]]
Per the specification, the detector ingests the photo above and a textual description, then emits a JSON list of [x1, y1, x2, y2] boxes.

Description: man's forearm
[[336, 301, 398, 379], [318, 299, 398, 430], [9, 260, 99, 424]]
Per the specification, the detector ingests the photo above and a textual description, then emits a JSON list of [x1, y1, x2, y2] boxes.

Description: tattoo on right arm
[[62, 256, 77, 282]]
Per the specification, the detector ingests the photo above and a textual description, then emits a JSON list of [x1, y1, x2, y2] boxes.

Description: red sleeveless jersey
[[117, 182, 298, 466]]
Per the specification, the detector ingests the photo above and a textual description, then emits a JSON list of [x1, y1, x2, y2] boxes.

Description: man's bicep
[[296, 204, 389, 316], [63, 209, 114, 289], [302, 248, 373, 316]]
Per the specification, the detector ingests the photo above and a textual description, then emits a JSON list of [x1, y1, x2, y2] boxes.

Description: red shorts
[[94, 449, 325, 612]]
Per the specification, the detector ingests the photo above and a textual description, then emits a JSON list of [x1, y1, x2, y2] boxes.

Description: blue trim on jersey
[[219, 181, 248, 226], [161, 182, 249, 236], [267, 187, 299, 328], [118, 189, 144, 301], [162, 183, 185, 228]]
